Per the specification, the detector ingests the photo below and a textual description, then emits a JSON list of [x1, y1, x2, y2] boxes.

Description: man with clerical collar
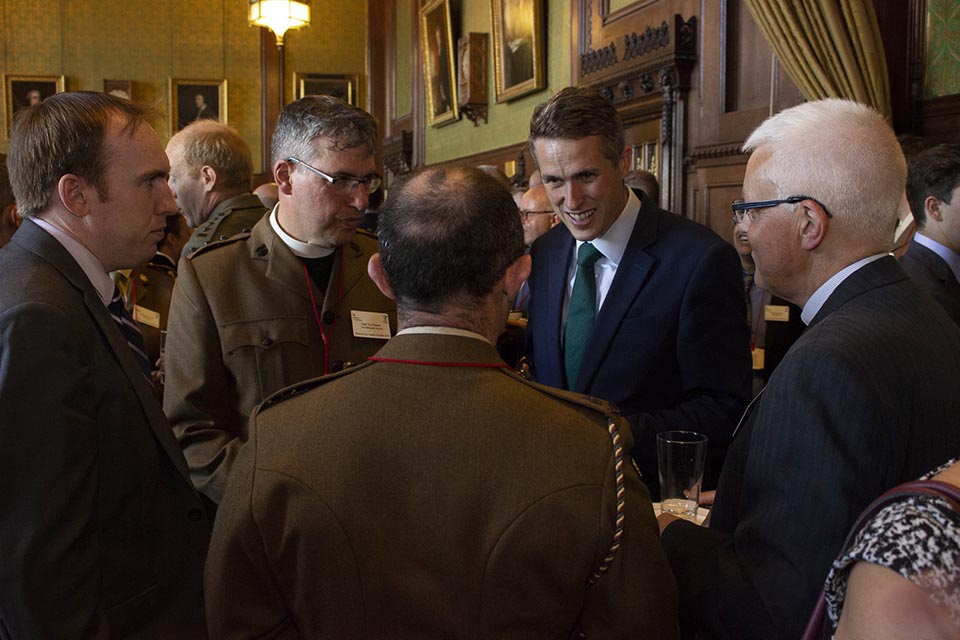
[[523, 86, 751, 497], [659, 99, 960, 640], [204, 165, 680, 639], [899, 143, 960, 327], [163, 95, 396, 508], [166, 120, 268, 256]]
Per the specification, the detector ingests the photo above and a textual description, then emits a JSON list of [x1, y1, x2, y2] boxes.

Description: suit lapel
[[809, 256, 906, 328], [258, 219, 315, 301], [326, 240, 367, 313], [913, 241, 960, 292], [543, 231, 574, 384], [15, 221, 193, 483], [574, 202, 659, 392]]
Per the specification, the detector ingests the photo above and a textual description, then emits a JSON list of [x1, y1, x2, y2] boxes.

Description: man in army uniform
[[163, 96, 397, 507], [204, 165, 680, 639], [166, 120, 268, 256], [124, 213, 191, 392]]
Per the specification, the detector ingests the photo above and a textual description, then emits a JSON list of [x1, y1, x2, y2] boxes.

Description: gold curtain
[[743, 0, 891, 118]]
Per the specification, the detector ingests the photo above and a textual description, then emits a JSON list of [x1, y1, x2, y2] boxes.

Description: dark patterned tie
[[564, 242, 603, 389], [107, 286, 152, 382]]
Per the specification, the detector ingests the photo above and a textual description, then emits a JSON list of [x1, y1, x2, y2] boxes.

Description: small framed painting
[[170, 78, 227, 132], [4, 74, 65, 134], [293, 73, 358, 105], [420, 0, 459, 126]]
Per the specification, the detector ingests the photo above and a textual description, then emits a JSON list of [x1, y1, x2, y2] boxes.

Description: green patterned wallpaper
[[395, 0, 413, 118], [925, 0, 960, 98], [0, 0, 368, 170], [424, 0, 571, 165]]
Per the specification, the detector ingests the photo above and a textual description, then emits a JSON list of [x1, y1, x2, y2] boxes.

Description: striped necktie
[[107, 286, 152, 382], [564, 242, 603, 389]]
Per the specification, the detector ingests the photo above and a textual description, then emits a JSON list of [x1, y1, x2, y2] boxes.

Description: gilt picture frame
[[420, 0, 459, 126], [491, 0, 546, 103], [170, 78, 227, 132], [4, 74, 65, 135], [293, 73, 358, 105]]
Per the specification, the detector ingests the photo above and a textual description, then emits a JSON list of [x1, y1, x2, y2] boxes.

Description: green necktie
[[564, 242, 603, 389]]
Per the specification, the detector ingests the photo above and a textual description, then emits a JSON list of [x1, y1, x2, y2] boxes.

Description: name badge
[[133, 305, 161, 329], [752, 347, 765, 370], [351, 310, 391, 340], [764, 305, 791, 322]]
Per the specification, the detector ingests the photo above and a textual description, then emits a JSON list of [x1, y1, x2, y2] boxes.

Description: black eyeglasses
[[286, 157, 382, 194], [731, 195, 833, 224], [519, 209, 554, 221]]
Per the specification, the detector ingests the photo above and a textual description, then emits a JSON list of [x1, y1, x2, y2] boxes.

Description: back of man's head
[[378, 166, 525, 312], [529, 87, 624, 165], [0, 153, 19, 248], [743, 99, 905, 249], [9, 91, 156, 218], [623, 169, 660, 204], [0, 153, 14, 213], [271, 95, 377, 167], [168, 120, 254, 193], [906, 144, 960, 229]]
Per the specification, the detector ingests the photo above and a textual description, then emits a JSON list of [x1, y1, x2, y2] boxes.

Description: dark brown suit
[[205, 332, 680, 639], [163, 215, 396, 504]]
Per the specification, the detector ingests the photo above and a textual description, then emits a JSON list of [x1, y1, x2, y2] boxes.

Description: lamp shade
[[249, 0, 310, 45]]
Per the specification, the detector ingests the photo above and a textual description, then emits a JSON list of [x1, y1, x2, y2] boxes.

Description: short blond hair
[[168, 120, 253, 192]]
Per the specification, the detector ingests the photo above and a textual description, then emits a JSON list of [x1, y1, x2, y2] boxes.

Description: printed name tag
[[764, 305, 791, 322], [133, 305, 161, 329], [752, 347, 765, 370], [351, 310, 391, 339]]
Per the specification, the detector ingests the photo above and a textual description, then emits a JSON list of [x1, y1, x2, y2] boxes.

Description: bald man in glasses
[[163, 96, 396, 510]]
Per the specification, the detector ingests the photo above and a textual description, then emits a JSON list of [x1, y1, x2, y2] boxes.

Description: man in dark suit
[[164, 96, 396, 507], [524, 87, 751, 494], [0, 92, 210, 638], [660, 99, 960, 640], [205, 165, 680, 639], [899, 143, 960, 327]]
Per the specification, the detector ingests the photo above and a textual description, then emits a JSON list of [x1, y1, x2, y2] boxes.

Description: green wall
[[424, 0, 570, 164], [924, 0, 960, 98]]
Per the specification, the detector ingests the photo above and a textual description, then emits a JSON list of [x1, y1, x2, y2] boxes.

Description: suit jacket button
[[219, 234, 227, 240], [261, 336, 273, 347], [241, 227, 251, 233], [322, 310, 335, 324], [255, 244, 268, 257], [187, 508, 202, 522]]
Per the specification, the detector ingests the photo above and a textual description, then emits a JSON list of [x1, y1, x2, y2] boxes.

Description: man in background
[[524, 87, 750, 495], [660, 99, 960, 640], [166, 120, 268, 256], [0, 92, 209, 638], [204, 165, 679, 639], [164, 95, 396, 508], [899, 143, 960, 327]]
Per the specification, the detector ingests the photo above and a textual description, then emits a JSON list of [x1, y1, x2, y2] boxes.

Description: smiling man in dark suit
[[660, 99, 960, 640], [524, 86, 751, 495], [0, 92, 210, 638], [899, 143, 960, 327]]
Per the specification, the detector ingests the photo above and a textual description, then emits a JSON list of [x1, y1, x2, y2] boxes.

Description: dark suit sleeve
[[578, 431, 681, 639], [662, 343, 898, 639], [164, 256, 244, 504], [629, 239, 751, 482], [0, 303, 107, 638]]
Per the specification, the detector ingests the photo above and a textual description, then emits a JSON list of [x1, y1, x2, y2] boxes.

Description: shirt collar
[[913, 233, 960, 283], [269, 205, 335, 259], [575, 187, 639, 266], [801, 253, 887, 325], [396, 326, 491, 344], [31, 217, 115, 306]]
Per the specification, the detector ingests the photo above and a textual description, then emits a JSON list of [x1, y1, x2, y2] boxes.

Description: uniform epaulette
[[254, 360, 377, 415], [142, 263, 176, 279], [185, 231, 251, 260], [499, 367, 620, 419]]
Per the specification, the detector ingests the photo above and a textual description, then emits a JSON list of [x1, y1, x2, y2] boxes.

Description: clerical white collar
[[269, 205, 335, 258]]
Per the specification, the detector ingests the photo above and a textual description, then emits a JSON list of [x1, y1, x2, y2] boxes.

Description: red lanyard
[[302, 250, 344, 375], [368, 356, 510, 369]]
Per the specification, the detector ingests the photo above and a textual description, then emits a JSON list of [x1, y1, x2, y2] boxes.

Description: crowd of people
[[0, 87, 957, 639]]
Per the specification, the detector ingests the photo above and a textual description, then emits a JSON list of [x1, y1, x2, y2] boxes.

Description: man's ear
[[503, 253, 532, 299], [367, 253, 396, 300], [57, 174, 93, 217], [799, 199, 829, 251], [274, 160, 294, 196], [925, 195, 944, 223], [2, 203, 20, 229], [200, 165, 217, 192], [618, 145, 631, 176]]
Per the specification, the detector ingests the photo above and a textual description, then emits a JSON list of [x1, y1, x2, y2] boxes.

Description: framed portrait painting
[[491, 0, 546, 103], [103, 79, 133, 101], [4, 74, 65, 135], [420, 0, 459, 126], [169, 78, 227, 132], [293, 73, 358, 105]]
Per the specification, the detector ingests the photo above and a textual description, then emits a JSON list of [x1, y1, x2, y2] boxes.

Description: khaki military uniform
[[124, 252, 177, 373], [182, 193, 268, 257], [205, 332, 680, 639], [163, 215, 396, 504]]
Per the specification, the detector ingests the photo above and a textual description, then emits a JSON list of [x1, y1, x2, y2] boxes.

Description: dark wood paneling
[[257, 28, 282, 186]]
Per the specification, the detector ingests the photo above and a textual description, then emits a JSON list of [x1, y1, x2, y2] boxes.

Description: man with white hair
[[659, 99, 960, 640]]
